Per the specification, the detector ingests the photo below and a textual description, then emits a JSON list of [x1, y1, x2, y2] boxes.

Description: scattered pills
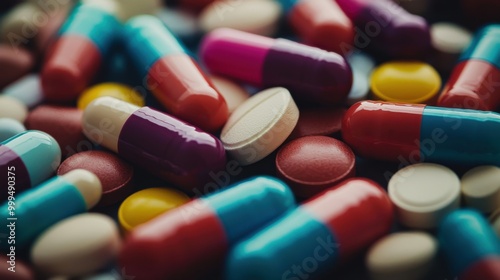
[[0, 95, 28, 122], [0, 118, 25, 142], [78, 82, 145, 110]]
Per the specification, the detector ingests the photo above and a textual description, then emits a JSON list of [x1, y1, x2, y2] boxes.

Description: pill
[[439, 209, 500, 280], [335, 0, 430, 59], [33, 0, 72, 54], [276, 136, 355, 199], [220, 87, 299, 166], [438, 24, 500, 111], [119, 176, 295, 280], [3, 74, 43, 108], [82, 96, 226, 193], [41, 0, 122, 101], [25, 105, 88, 158], [200, 28, 353, 105], [0, 45, 34, 89], [284, 0, 353, 54], [78, 82, 145, 110], [366, 232, 437, 280], [0, 169, 102, 249], [31, 213, 121, 277], [388, 163, 460, 229], [0, 118, 25, 142], [114, 0, 161, 21], [287, 107, 346, 140], [346, 52, 375, 104], [122, 15, 228, 132], [430, 22, 472, 74], [0, 255, 34, 280], [0, 130, 61, 201], [118, 187, 190, 232], [0, 95, 28, 123], [58, 150, 135, 207], [200, 0, 282, 37], [0, 2, 41, 45], [209, 75, 250, 114], [342, 100, 500, 166], [490, 209, 500, 236], [225, 178, 393, 280], [461, 166, 500, 213]]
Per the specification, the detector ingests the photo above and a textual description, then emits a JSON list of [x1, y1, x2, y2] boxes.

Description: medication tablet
[[276, 136, 355, 199], [3, 74, 43, 108], [388, 163, 460, 229], [118, 188, 190, 232], [0, 2, 40, 43], [490, 209, 500, 237], [287, 107, 345, 140], [0, 95, 28, 122], [221, 87, 299, 165], [209, 75, 250, 114], [199, 0, 282, 37], [461, 166, 500, 213], [78, 83, 145, 110], [58, 150, 135, 207], [31, 213, 121, 277], [0, 45, 34, 88], [0, 118, 25, 142], [430, 22, 472, 73], [366, 232, 438, 280], [371, 62, 441, 104]]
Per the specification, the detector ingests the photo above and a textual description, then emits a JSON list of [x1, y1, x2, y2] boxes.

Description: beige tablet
[[461, 165, 500, 213]]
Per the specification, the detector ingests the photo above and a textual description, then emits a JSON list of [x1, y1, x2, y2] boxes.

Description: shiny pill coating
[[82, 96, 226, 194], [119, 176, 295, 280], [200, 28, 353, 105], [0, 118, 25, 142]]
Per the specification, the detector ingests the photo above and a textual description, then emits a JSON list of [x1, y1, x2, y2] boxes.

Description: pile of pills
[[0, 0, 499, 279]]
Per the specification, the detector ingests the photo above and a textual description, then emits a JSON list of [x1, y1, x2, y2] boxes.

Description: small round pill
[[0, 95, 28, 123], [0, 118, 26, 142], [430, 22, 472, 73], [388, 163, 460, 229], [276, 136, 355, 199], [287, 107, 345, 141], [209, 75, 250, 114], [78, 82, 145, 110], [461, 166, 500, 213]]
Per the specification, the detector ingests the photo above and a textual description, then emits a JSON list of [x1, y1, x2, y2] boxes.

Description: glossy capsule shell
[[439, 210, 500, 280], [225, 178, 393, 280], [200, 28, 352, 105], [0, 130, 61, 201], [41, 2, 121, 101], [82, 97, 226, 193], [0, 169, 102, 249], [342, 101, 500, 166], [122, 15, 228, 132], [119, 176, 295, 280], [438, 25, 500, 111]]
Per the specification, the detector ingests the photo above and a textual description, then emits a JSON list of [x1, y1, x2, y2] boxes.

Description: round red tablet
[[287, 107, 346, 141], [276, 135, 355, 199], [57, 150, 134, 207]]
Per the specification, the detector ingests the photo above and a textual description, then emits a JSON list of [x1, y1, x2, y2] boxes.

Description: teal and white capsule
[[0, 169, 102, 249]]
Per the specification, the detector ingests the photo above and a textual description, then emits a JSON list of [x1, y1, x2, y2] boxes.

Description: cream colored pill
[[388, 163, 460, 229], [210, 75, 250, 114], [199, 0, 282, 37], [461, 166, 500, 213], [31, 213, 121, 277], [366, 232, 437, 280], [113, 0, 161, 21], [0, 95, 28, 122], [0, 2, 41, 44], [221, 87, 299, 165]]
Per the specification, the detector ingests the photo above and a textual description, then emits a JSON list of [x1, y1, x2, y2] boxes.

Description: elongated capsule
[[200, 28, 352, 105], [122, 15, 228, 132], [225, 178, 393, 280], [342, 101, 500, 166], [82, 97, 226, 193], [119, 176, 295, 280], [0, 131, 61, 201], [0, 169, 102, 249]]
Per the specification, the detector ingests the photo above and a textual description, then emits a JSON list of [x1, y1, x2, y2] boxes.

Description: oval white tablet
[[366, 232, 437, 280], [0, 95, 28, 123], [209, 75, 250, 114], [221, 87, 299, 165], [388, 163, 460, 229], [461, 166, 500, 213], [31, 213, 121, 277]]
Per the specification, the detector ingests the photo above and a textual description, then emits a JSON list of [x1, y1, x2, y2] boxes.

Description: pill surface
[[82, 96, 226, 193], [0, 118, 25, 142], [430, 22, 472, 74], [0, 95, 28, 123], [0, 169, 102, 249], [220, 87, 299, 166], [78, 83, 145, 110], [287, 107, 346, 140], [225, 178, 393, 280], [346, 52, 375, 104], [200, 28, 353, 105], [209, 75, 250, 114], [122, 15, 228, 132], [342, 100, 500, 166], [3, 74, 43, 108], [0, 45, 34, 88], [0, 130, 61, 200], [119, 176, 295, 280], [461, 165, 500, 213], [439, 209, 500, 280]]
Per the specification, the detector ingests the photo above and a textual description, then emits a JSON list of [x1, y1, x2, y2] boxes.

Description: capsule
[[439, 210, 500, 280], [342, 101, 500, 166], [122, 15, 228, 132], [41, 1, 122, 101], [335, 0, 430, 58], [225, 178, 393, 280], [119, 176, 295, 280], [438, 25, 500, 111], [0, 131, 61, 201], [82, 97, 226, 193], [200, 28, 352, 105], [0, 169, 102, 249]]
